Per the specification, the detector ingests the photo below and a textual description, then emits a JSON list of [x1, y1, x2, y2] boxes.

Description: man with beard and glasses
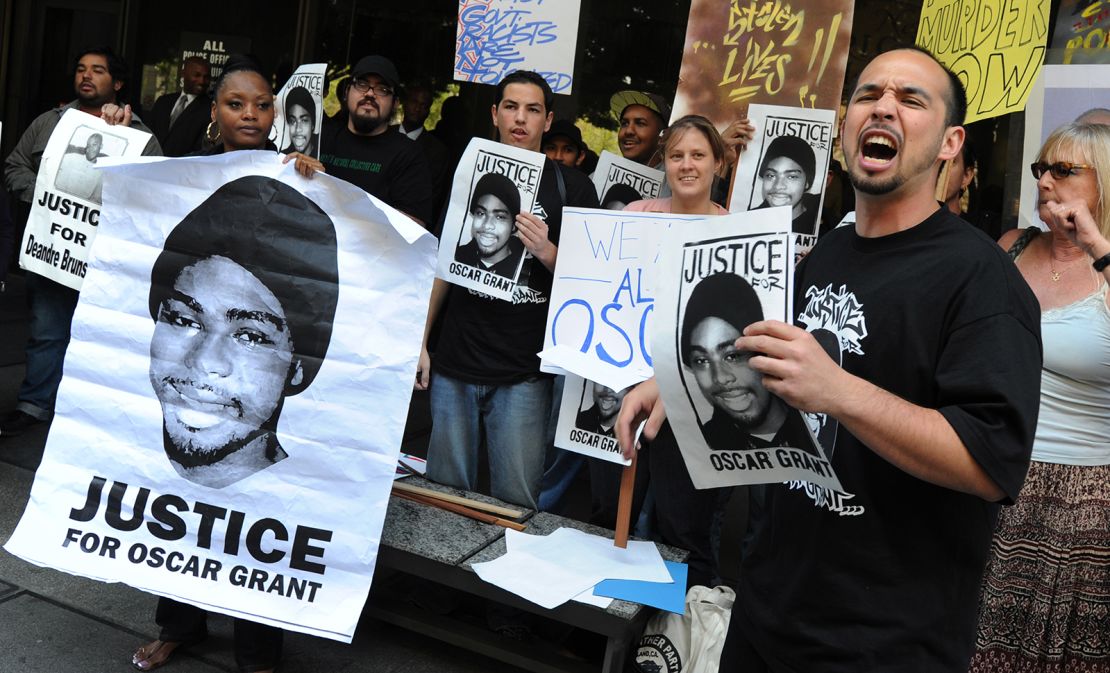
[[2, 45, 161, 438], [319, 55, 432, 225], [146, 175, 339, 489], [454, 172, 525, 280], [619, 47, 1043, 672]]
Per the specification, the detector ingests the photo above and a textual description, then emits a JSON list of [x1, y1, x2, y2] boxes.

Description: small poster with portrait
[[437, 137, 545, 301], [731, 104, 836, 251], [271, 63, 326, 159], [554, 373, 632, 465], [592, 151, 665, 209], [651, 208, 843, 491], [20, 108, 153, 291]]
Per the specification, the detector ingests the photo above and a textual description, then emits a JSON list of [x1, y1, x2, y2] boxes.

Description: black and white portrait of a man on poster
[[436, 138, 544, 301], [731, 104, 836, 250], [652, 209, 842, 492], [4, 150, 437, 643], [271, 63, 326, 159]]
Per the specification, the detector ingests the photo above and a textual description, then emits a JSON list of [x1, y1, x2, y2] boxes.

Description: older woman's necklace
[[1049, 249, 1087, 282]]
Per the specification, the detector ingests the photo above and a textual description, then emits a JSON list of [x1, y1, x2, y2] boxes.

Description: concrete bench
[[369, 476, 688, 673]]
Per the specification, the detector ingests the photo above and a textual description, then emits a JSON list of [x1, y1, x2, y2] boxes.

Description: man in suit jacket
[[149, 56, 211, 157]]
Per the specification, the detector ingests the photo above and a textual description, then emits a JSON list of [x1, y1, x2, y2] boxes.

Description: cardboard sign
[[454, 0, 583, 93], [672, 0, 855, 129], [915, 0, 1051, 123]]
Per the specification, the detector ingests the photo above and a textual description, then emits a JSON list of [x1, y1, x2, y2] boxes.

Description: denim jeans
[[17, 274, 79, 419], [426, 372, 553, 510]]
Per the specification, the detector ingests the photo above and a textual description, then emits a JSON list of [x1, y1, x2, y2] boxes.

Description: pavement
[[0, 273, 533, 673]]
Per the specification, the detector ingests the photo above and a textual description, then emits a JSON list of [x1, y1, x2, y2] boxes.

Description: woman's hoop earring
[[206, 121, 221, 144]]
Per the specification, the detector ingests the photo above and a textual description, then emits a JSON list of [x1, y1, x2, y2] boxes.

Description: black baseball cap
[[352, 55, 400, 90], [543, 119, 584, 150]]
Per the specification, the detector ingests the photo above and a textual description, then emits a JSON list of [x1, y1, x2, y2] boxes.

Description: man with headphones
[[319, 55, 433, 225]]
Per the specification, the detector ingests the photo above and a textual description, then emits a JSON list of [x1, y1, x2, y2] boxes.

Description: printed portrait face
[[687, 316, 772, 429], [85, 134, 103, 161], [470, 193, 514, 262], [149, 255, 301, 464], [760, 155, 809, 212], [591, 382, 628, 423], [286, 103, 313, 152]]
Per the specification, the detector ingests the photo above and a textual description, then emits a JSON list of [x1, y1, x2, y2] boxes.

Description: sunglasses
[[1029, 161, 1093, 180]]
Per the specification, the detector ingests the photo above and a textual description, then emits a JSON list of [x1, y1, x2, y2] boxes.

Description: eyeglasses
[[350, 79, 394, 97], [1030, 161, 1093, 180]]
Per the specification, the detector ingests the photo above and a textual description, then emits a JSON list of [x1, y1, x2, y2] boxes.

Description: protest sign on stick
[[1049, 0, 1110, 63], [652, 208, 842, 491], [5, 151, 436, 643], [20, 109, 153, 290], [454, 0, 582, 93]]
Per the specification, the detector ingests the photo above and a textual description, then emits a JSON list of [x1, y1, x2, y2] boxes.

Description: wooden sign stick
[[613, 450, 638, 549], [393, 490, 527, 532], [392, 481, 524, 519]]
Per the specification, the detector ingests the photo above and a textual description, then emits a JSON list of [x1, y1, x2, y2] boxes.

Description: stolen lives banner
[[5, 151, 436, 642], [652, 208, 842, 491], [673, 0, 855, 128], [20, 109, 153, 290]]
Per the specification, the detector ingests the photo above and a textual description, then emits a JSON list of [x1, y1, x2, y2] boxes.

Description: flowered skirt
[[968, 461, 1110, 673]]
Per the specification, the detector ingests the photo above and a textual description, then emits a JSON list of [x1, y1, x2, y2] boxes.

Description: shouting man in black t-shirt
[[618, 47, 1042, 672], [319, 55, 433, 225], [417, 71, 598, 510]]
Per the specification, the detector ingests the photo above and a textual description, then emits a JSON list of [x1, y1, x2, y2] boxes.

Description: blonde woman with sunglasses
[[970, 121, 1110, 672]]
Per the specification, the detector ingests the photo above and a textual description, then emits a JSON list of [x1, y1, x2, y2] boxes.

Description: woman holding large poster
[[970, 122, 1110, 671], [132, 55, 323, 673]]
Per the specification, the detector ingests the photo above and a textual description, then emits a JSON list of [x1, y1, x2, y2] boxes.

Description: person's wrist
[[1088, 238, 1110, 264]]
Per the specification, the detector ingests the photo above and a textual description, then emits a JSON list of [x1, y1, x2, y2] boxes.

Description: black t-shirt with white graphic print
[[435, 159, 598, 384], [735, 208, 1042, 673]]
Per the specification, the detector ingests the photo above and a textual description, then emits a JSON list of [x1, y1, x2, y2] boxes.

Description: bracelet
[[1094, 252, 1110, 272]]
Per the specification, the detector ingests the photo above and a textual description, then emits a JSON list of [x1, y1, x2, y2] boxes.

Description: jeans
[[426, 372, 553, 510], [156, 597, 282, 672], [17, 273, 79, 419]]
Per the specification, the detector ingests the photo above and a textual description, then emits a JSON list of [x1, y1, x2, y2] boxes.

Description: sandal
[[131, 639, 188, 671]]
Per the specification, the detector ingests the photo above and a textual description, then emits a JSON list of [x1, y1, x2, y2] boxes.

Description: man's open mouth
[[860, 130, 899, 166]]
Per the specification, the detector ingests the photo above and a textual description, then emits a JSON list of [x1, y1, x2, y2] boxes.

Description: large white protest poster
[[20, 109, 152, 290], [652, 208, 842, 491], [1018, 64, 1110, 231], [5, 151, 436, 643], [540, 207, 708, 391], [272, 63, 326, 158], [554, 374, 631, 465], [454, 0, 582, 93], [731, 104, 836, 251], [592, 151, 665, 208], [438, 138, 544, 301]]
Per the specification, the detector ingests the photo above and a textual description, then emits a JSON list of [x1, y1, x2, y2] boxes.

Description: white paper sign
[[454, 0, 583, 94], [731, 104, 836, 252], [1018, 64, 1110, 232], [4, 151, 437, 643], [437, 138, 545, 301], [20, 109, 153, 290], [592, 151, 665, 207], [271, 63, 326, 158], [554, 374, 631, 465], [542, 207, 708, 389], [652, 208, 842, 491]]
